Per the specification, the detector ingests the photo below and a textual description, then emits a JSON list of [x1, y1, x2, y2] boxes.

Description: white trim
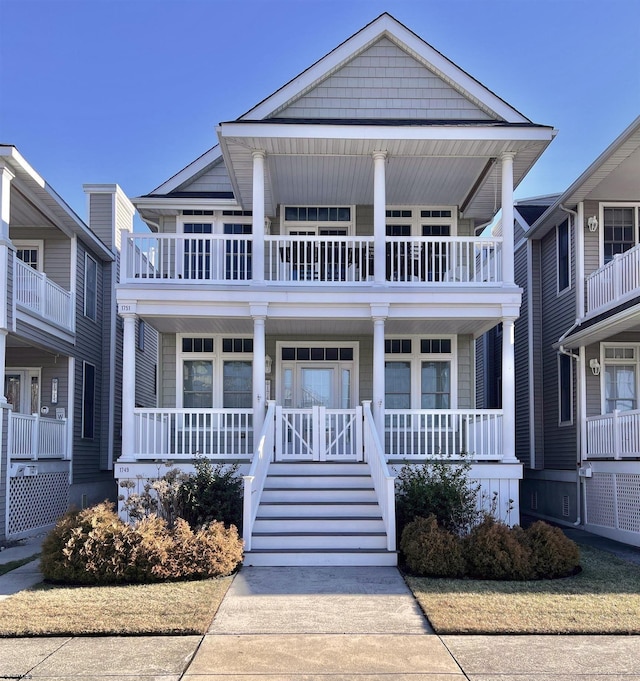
[[600, 341, 640, 415], [149, 147, 224, 196]]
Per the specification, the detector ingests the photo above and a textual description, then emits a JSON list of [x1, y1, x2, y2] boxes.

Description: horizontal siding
[[531, 241, 545, 468], [514, 242, 531, 467], [160, 333, 177, 407], [88, 193, 114, 250], [181, 160, 234, 193], [540, 225, 577, 470], [276, 37, 493, 121], [583, 200, 601, 277]]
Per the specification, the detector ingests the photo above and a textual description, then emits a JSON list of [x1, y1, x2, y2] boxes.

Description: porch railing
[[243, 401, 276, 552], [385, 409, 504, 461], [122, 233, 503, 286], [363, 401, 396, 551], [132, 408, 253, 460], [9, 413, 68, 460], [586, 410, 640, 459], [14, 256, 74, 331], [586, 243, 640, 314]]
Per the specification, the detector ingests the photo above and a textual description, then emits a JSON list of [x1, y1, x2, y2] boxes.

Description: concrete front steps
[[244, 462, 397, 566]]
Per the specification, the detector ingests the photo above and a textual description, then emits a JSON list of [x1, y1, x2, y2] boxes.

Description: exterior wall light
[[587, 216, 599, 232], [589, 358, 601, 376], [265, 354, 272, 374]]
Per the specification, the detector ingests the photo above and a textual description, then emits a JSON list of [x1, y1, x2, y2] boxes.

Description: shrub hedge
[[400, 515, 580, 581], [41, 502, 243, 585]]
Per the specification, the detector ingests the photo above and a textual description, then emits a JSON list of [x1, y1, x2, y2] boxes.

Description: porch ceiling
[[142, 315, 498, 338], [217, 122, 554, 223]]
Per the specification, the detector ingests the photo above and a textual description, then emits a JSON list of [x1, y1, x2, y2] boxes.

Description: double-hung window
[[603, 345, 638, 413], [603, 207, 638, 264]]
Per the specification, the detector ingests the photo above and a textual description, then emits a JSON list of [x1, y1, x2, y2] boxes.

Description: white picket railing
[[275, 406, 363, 461], [385, 409, 503, 461], [9, 413, 68, 460], [363, 401, 396, 551], [586, 243, 640, 314], [122, 233, 502, 286], [243, 401, 276, 552], [14, 256, 74, 331], [586, 410, 640, 459], [132, 408, 254, 459]]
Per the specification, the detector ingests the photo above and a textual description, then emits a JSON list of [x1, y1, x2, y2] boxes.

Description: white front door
[[5, 369, 40, 414]]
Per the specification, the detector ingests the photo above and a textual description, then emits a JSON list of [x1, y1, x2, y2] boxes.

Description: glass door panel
[[300, 367, 334, 408]]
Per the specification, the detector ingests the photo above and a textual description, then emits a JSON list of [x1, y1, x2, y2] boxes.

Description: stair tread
[[253, 531, 386, 537], [264, 486, 374, 490], [246, 548, 397, 554], [260, 501, 378, 505], [256, 516, 382, 521]]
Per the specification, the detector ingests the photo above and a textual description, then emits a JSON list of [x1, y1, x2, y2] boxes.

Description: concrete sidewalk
[[0, 531, 640, 679]]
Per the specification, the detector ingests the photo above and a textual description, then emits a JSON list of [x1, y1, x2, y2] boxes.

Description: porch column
[[373, 151, 387, 285], [501, 316, 518, 462], [252, 150, 266, 285], [120, 311, 137, 462], [501, 152, 515, 285], [372, 305, 388, 442], [251, 307, 267, 437], [0, 165, 14, 404]]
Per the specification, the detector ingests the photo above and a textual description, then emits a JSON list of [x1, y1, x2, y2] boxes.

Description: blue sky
[[1, 0, 639, 222]]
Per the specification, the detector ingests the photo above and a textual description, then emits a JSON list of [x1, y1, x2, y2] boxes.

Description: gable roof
[[527, 115, 640, 238]]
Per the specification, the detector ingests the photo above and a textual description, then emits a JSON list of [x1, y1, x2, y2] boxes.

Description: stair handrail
[[362, 401, 396, 552], [242, 401, 276, 552]]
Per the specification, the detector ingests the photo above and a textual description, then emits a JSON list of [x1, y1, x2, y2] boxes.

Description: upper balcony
[[121, 233, 503, 287], [14, 255, 75, 332], [586, 242, 640, 316]]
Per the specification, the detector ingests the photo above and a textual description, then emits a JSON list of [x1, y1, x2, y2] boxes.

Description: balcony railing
[[586, 243, 640, 314], [586, 410, 640, 459], [133, 408, 254, 460], [14, 256, 74, 331], [385, 409, 504, 461], [122, 233, 503, 286], [9, 413, 68, 460]]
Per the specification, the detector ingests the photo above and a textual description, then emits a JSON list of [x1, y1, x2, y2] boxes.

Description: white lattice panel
[[585, 473, 616, 528], [8, 472, 69, 537], [616, 474, 640, 533]]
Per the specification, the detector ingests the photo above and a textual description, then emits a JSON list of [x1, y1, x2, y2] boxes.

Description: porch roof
[[216, 119, 554, 223]]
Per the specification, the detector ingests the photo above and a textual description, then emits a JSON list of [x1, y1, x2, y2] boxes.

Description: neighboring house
[[0, 146, 157, 540], [115, 13, 555, 565], [508, 116, 640, 547]]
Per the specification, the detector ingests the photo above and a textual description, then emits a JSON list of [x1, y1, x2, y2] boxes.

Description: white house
[[511, 116, 640, 546], [115, 13, 555, 565]]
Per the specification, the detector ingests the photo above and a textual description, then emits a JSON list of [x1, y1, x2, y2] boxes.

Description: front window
[[603, 346, 638, 413], [603, 207, 637, 264]]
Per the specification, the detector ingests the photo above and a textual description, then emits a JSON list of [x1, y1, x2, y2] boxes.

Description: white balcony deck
[[586, 410, 640, 460], [9, 412, 68, 461], [122, 234, 503, 286], [14, 256, 74, 331], [131, 406, 505, 462], [586, 243, 640, 315]]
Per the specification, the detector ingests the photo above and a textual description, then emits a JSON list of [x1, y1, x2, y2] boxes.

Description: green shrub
[[40, 502, 243, 585], [400, 516, 466, 578], [523, 521, 580, 579], [177, 458, 243, 530], [395, 457, 481, 537], [464, 516, 532, 580]]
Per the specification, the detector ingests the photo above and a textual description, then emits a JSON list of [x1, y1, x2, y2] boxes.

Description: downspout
[[559, 204, 585, 528]]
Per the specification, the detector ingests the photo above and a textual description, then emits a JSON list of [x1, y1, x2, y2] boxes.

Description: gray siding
[[179, 159, 234, 194], [583, 200, 601, 277], [160, 333, 177, 407], [135, 318, 158, 408], [514, 241, 531, 467], [457, 335, 473, 408], [531, 241, 545, 468], [88, 193, 114, 250], [11, 226, 71, 290], [539, 223, 578, 470], [275, 37, 493, 121]]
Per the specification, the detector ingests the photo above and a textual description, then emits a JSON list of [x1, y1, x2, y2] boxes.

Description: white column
[[0, 165, 14, 241], [501, 317, 517, 462], [252, 150, 266, 285], [0, 329, 6, 404], [501, 152, 515, 285], [372, 307, 387, 441], [252, 313, 266, 437], [120, 312, 137, 462], [373, 152, 387, 285]]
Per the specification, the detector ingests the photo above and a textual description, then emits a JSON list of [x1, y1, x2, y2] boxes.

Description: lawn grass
[[0, 575, 233, 637], [405, 545, 640, 634]]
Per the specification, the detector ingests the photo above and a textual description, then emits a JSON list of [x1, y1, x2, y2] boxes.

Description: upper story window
[[282, 206, 354, 236], [603, 206, 638, 264], [557, 219, 570, 292], [84, 254, 98, 321], [14, 240, 43, 271]]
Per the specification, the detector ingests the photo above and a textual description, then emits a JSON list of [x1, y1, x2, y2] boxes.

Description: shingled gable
[[146, 12, 534, 199]]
